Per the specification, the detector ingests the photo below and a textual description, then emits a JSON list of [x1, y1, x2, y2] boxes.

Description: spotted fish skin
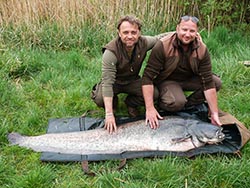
[[8, 117, 225, 155]]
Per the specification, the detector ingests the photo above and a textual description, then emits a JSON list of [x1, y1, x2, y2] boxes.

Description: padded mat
[[40, 115, 242, 162]]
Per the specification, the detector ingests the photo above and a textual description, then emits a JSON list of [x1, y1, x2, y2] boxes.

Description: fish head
[[188, 120, 225, 145], [198, 127, 225, 144]]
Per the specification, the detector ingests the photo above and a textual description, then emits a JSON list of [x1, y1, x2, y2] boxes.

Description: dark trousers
[[91, 79, 159, 108], [157, 75, 222, 112]]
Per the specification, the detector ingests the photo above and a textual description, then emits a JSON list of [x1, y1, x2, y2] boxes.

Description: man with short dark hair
[[91, 15, 168, 133], [142, 15, 222, 129]]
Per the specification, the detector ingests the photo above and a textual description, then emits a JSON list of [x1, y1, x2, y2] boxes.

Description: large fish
[[8, 117, 225, 155]]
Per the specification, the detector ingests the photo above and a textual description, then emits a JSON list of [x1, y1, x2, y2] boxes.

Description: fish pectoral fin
[[171, 134, 191, 143]]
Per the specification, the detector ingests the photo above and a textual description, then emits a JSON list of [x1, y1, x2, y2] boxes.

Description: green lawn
[[1, 27, 250, 187]]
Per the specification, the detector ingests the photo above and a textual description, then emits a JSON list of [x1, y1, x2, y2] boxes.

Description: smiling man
[[142, 15, 222, 129], [91, 15, 168, 133]]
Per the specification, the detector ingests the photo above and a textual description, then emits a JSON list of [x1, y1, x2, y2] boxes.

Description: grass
[[0, 21, 250, 188]]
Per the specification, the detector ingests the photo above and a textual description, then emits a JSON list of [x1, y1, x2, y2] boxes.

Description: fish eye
[[216, 129, 222, 135]]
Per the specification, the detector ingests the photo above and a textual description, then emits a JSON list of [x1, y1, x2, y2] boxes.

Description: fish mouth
[[200, 132, 225, 145], [206, 134, 225, 144]]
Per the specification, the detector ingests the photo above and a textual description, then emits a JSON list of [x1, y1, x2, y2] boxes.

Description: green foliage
[[202, 26, 248, 58], [1, 23, 113, 56], [13, 165, 56, 188], [1, 1, 250, 54], [197, 0, 250, 31]]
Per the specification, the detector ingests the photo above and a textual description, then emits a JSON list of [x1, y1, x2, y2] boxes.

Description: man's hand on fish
[[210, 112, 222, 126], [145, 107, 163, 129], [104, 114, 117, 134]]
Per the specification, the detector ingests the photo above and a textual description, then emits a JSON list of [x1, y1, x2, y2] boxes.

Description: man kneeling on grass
[[91, 15, 170, 133], [142, 15, 222, 129]]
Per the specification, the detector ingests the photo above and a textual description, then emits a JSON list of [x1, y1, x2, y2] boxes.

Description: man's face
[[176, 19, 198, 45], [118, 21, 141, 50]]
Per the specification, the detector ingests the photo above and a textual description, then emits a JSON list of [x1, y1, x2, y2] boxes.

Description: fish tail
[[8, 132, 23, 145]]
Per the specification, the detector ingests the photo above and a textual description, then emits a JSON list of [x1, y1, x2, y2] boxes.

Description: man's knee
[[159, 96, 186, 112], [153, 86, 159, 101], [91, 82, 104, 107], [213, 75, 222, 91], [158, 85, 186, 111], [92, 97, 104, 108]]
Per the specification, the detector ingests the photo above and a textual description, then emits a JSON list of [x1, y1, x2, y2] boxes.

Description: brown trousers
[[157, 75, 222, 112], [91, 78, 159, 108]]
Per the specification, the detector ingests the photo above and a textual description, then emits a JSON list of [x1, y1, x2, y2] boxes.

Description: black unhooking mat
[[40, 111, 248, 162]]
